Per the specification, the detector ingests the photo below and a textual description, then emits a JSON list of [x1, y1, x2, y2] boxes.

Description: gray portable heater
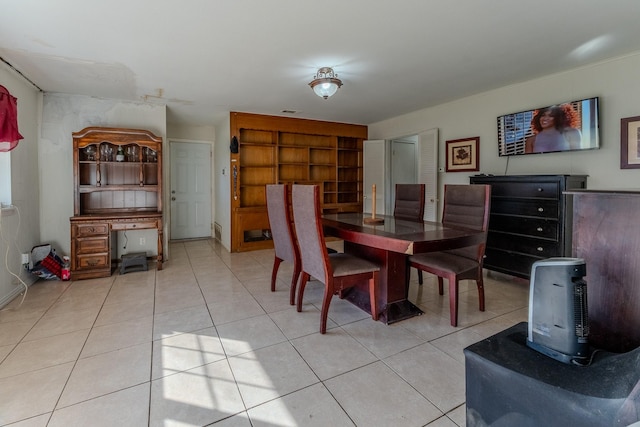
[[527, 257, 589, 364]]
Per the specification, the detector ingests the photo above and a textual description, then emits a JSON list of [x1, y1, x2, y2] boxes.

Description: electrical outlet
[[21, 253, 29, 264], [139, 237, 146, 246]]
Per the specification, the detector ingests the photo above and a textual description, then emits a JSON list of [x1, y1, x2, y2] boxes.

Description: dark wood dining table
[[322, 213, 485, 324]]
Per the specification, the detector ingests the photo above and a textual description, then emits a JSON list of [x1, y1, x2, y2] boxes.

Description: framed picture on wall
[[446, 137, 479, 172], [621, 116, 640, 169]]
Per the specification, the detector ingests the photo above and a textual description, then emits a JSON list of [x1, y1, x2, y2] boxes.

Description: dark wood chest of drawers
[[469, 174, 587, 278]]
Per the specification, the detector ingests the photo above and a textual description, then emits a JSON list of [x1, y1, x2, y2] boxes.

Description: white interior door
[[363, 140, 385, 215], [390, 139, 418, 208], [170, 141, 212, 240], [418, 128, 439, 221]]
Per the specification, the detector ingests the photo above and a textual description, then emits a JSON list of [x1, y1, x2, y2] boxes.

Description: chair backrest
[[266, 184, 299, 263], [442, 184, 491, 261], [394, 183, 426, 221], [292, 185, 331, 284]]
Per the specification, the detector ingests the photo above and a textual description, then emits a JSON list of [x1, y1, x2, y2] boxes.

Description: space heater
[[527, 257, 590, 364]]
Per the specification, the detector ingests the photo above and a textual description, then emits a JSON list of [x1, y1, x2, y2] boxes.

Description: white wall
[[0, 63, 41, 307], [369, 51, 640, 211], [213, 116, 231, 251], [40, 93, 167, 257]]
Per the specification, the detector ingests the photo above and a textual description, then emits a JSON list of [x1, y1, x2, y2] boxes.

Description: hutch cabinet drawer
[[491, 199, 558, 218], [489, 181, 559, 199], [74, 223, 109, 237], [489, 215, 559, 239], [488, 234, 559, 258], [75, 253, 109, 270], [76, 237, 109, 254]]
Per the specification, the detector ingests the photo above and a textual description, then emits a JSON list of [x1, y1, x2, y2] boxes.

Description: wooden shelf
[[230, 112, 367, 252]]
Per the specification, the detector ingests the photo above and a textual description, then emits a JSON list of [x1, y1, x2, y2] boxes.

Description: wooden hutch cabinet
[[70, 127, 163, 280], [230, 112, 367, 252]]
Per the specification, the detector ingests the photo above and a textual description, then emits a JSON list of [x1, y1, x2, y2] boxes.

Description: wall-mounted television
[[497, 97, 599, 157]]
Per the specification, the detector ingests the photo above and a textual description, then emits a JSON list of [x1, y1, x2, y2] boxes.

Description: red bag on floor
[[40, 252, 63, 278]]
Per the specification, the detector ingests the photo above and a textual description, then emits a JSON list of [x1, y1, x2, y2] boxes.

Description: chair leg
[[320, 283, 334, 334], [368, 272, 379, 321], [477, 277, 485, 312], [438, 277, 444, 295], [296, 272, 310, 312], [289, 264, 301, 306], [271, 257, 282, 292], [418, 270, 424, 285], [448, 274, 459, 327]]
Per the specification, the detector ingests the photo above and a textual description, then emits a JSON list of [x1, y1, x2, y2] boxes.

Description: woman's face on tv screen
[[539, 110, 555, 129]]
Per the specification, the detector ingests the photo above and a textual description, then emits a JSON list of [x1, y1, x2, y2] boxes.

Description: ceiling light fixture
[[309, 67, 343, 99]]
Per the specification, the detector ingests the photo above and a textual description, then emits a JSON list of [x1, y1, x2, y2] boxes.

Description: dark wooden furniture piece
[[465, 322, 640, 427], [409, 184, 491, 326], [322, 213, 485, 323], [469, 174, 587, 279], [393, 183, 425, 221], [266, 184, 301, 305], [568, 189, 640, 353], [293, 185, 380, 334], [70, 127, 163, 280], [230, 112, 368, 252]]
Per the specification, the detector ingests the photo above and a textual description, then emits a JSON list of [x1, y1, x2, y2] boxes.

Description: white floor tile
[[0, 239, 530, 426]]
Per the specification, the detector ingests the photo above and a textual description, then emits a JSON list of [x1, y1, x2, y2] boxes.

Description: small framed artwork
[[621, 116, 640, 169], [446, 137, 479, 172]]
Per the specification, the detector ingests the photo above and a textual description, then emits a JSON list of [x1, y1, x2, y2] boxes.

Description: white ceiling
[[2, 0, 640, 127]]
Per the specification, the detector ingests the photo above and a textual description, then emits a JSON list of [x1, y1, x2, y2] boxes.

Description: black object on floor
[[120, 252, 148, 274]]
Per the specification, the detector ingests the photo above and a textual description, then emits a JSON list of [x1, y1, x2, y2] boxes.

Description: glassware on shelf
[[127, 145, 138, 162], [100, 144, 113, 161], [84, 145, 96, 161], [144, 147, 157, 162]]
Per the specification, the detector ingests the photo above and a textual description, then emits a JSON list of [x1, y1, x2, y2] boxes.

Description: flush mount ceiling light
[[309, 67, 343, 99]]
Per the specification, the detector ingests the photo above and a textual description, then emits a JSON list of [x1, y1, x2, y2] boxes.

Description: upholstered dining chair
[[292, 184, 381, 334], [393, 183, 426, 221], [266, 184, 301, 306], [408, 184, 491, 327]]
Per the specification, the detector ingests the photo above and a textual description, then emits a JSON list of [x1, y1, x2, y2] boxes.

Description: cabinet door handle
[[537, 227, 543, 232], [537, 247, 544, 252], [538, 207, 544, 212]]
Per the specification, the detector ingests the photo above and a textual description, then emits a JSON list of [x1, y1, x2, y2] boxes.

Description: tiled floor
[[0, 239, 529, 426]]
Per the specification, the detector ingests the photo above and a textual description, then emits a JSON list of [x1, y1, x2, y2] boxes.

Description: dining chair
[[292, 184, 381, 334], [408, 184, 491, 326], [393, 183, 426, 221], [266, 184, 301, 306]]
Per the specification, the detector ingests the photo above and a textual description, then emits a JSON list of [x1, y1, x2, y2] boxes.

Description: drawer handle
[[537, 227, 543, 232], [538, 207, 544, 212], [87, 259, 99, 266], [537, 247, 544, 252], [537, 187, 543, 192]]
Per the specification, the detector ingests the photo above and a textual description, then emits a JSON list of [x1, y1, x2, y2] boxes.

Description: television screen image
[[497, 97, 599, 156]]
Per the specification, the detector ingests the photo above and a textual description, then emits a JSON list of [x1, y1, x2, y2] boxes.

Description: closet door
[[418, 128, 438, 221], [363, 140, 385, 215]]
